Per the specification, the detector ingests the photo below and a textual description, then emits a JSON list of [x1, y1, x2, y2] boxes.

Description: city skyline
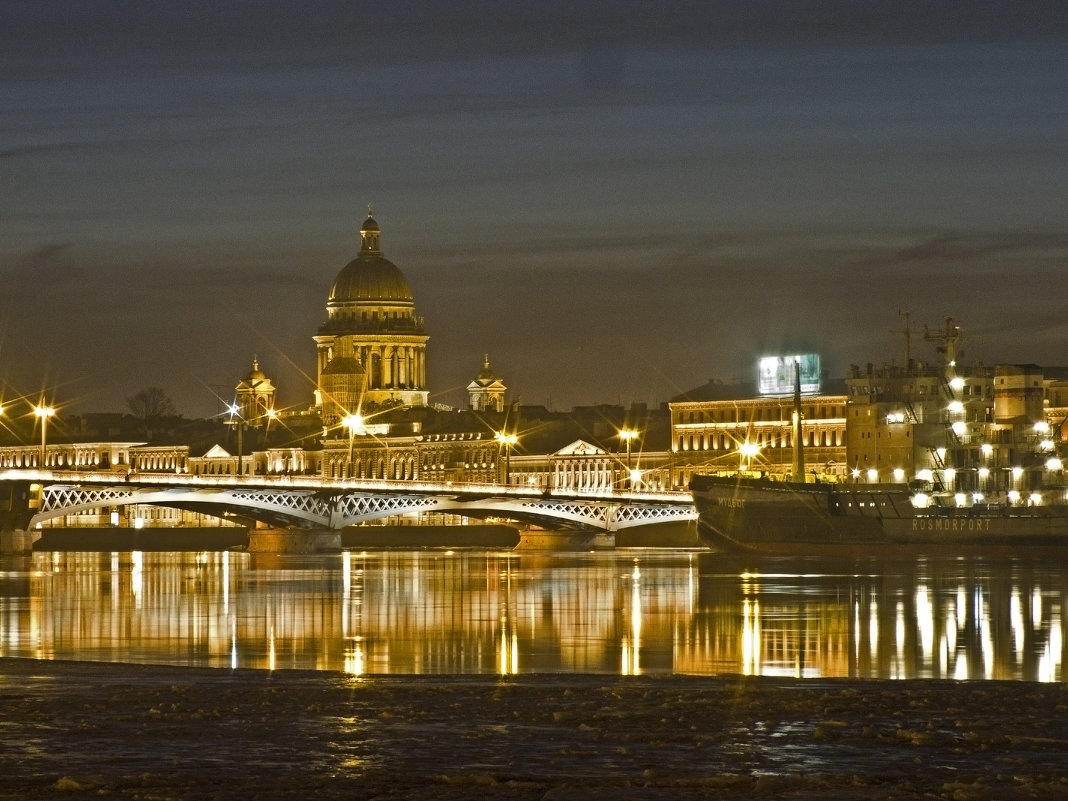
[[2, 1, 1065, 418]]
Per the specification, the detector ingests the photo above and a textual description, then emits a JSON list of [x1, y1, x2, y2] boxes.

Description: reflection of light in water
[[869, 600, 878, 658], [621, 562, 642, 675], [916, 584, 933, 667], [111, 552, 120, 612], [1040, 612, 1063, 683], [954, 650, 968, 680], [131, 550, 142, 606], [945, 608, 957, 677], [1010, 587, 1024, 663], [342, 552, 351, 639], [853, 599, 860, 666], [9, 551, 1068, 681], [222, 551, 229, 613], [687, 554, 695, 615], [894, 601, 906, 679], [344, 638, 364, 676], [741, 599, 761, 676], [979, 587, 994, 679]]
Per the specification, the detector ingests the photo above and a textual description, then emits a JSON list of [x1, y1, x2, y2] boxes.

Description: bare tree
[[126, 387, 177, 437]]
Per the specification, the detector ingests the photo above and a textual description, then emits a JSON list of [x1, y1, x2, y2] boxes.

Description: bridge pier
[[247, 527, 341, 555], [1, 528, 40, 555]]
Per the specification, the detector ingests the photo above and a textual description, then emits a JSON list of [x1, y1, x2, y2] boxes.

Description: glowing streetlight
[[495, 431, 517, 485], [738, 441, 760, 473], [628, 468, 642, 490], [343, 414, 363, 477], [35, 404, 55, 467]]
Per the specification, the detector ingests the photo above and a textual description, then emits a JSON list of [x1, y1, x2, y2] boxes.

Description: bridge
[[1, 469, 696, 536]]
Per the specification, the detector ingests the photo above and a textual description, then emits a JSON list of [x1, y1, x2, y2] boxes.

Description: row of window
[[675, 405, 845, 425], [677, 427, 845, 451]]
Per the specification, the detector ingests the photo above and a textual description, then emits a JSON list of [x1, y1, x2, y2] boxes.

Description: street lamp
[[495, 431, 517, 485], [619, 429, 639, 469], [35, 404, 55, 467], [738, 441, 760, 473], [343, 414, 363, 478]]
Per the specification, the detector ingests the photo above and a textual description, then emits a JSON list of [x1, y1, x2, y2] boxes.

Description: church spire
[[360, 203, 380, 253]]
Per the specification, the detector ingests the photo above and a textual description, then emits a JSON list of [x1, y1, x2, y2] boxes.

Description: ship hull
[[690, 474, 1068, 554]]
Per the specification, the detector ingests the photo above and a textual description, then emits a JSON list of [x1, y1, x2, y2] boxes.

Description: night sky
[[2, 1, 1065, 419]]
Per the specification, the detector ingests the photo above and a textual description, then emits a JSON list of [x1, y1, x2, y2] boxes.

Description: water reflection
[[1, 550, 1066, 681]]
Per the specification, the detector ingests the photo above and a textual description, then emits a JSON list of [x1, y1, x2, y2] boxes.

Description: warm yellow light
[[947, 400, 964, 413], [35, 405, 55, 419], [343, 414, 364, 434], [739, 442, 760, 458], [980, 443, 993, 457], [1047, 458, 1063, 471], [893, 468, 905, 481], [619, 429, 639, 442], [978, 467, 990, 480], [950, 376, 965, 391], [1012, 466, 1024, 481], [495, 431, 517, 446], [866, 468, 878, 482]]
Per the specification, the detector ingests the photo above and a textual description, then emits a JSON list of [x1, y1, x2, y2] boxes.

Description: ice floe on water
[[4, 658, 1068, 799]]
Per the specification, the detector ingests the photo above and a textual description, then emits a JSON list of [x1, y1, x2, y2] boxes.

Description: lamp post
[[495, 431, 517, 485], [619, 428, 639, 488], [227, 403, 245, 476], [35, 405, 55, 468], [343, 414, 363, 478]]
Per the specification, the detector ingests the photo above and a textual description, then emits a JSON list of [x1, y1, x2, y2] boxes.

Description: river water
[[1, 548, 1065, 681]]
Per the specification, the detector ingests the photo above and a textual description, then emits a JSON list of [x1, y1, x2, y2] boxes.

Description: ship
[[688, 318, 1068, 554], [690, 473, 1068, 553]]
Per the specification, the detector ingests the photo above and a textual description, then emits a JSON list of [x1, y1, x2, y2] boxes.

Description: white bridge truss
[[28, 475, 695, 533]]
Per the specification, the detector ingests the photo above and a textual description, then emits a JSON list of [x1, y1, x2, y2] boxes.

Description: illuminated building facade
[[669, 386, 848, 489], [313, 211, 429, 424], [467, 354, 507, 412], [234, 358, 276, 424]]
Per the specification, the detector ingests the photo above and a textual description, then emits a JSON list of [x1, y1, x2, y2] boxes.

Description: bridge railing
[[2, 468, 694, 504]]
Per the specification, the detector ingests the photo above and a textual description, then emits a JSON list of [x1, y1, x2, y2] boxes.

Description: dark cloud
[[1, 2, 1064, 418], [3, 1, 1064, 79]]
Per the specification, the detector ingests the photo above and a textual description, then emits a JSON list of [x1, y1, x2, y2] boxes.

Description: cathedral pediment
[[553, 439, 607, 457]]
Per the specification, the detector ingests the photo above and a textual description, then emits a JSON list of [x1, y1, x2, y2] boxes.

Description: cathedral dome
[[328, 212, 413, 304]]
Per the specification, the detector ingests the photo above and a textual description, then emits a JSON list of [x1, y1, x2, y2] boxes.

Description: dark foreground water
[[2, 549, 1065, 681]]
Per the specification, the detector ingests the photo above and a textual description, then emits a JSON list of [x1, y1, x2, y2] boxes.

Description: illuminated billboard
[[758, 354, 821, 395]]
